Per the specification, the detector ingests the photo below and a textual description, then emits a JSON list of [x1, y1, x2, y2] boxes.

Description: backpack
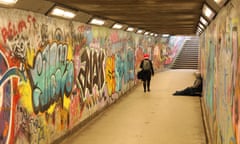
[[142, 60, 151, 70]]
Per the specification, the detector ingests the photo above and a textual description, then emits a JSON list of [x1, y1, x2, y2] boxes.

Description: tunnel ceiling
[[12, 0, 222, 35]]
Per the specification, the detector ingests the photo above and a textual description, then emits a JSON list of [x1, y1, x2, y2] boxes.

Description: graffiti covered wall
[[200, 0, 240, 143], [0, 7, 186, 144]]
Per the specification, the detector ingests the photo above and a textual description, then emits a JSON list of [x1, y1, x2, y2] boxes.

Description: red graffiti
[[1, 20, 27, 43], [78, 25, 91, 33], [27, 15, 36, 24]]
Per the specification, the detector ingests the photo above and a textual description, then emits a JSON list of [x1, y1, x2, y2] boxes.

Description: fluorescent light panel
[[50, 6, 76, 19], [89, 18, 105, 26], [0, 0, 17, 5], [198, 23, 205, 29], [200, 16, 208, 26], [136, 29, 143, 34], [202, 4, 215, 20], [126, 27, 134, 32], [162, 34, 170, 37], [144, 32, 149, 35], [214, 0, 228, 7], [197, 27, 203, 32], [197, 27, 202, 31], [112, 23, 123, 29]]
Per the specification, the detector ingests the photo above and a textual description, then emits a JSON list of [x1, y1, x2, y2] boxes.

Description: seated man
[[173, 72, 203, 96]]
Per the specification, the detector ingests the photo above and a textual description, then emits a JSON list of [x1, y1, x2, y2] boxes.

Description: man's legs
[[143, 80, 147, 92], [174, 87, 193, 95], [147, 79, 151, 91]]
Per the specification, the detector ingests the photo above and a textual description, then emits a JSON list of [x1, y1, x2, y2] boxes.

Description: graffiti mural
[[77, 48, 105, 108], [27, 42, 74, 114], [0, 7, 175, 144], [200, 0, 240, 143]]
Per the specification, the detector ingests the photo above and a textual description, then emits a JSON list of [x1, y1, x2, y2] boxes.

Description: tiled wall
[[200, 0, 240, 143], [0, 8, 185, 144]]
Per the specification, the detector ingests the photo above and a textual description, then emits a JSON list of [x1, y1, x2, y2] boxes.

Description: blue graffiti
[[0, 68, 25, 85], [206, 41, 215, 112], [28, 42, 74, 114], [124, 49, 134, 83], [115, 53, 124, 91]]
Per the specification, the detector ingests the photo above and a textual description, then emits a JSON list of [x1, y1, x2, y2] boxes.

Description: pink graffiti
[[110, 31, 119, 43]]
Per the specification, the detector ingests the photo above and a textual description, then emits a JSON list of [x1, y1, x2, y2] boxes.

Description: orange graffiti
[[105, 56, 116, 95]]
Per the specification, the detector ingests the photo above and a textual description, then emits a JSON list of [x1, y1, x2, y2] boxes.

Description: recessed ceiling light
[[198, 23, 205, 29], [136, 29, 143, 34], [50, 6, 76, 19], [162, 34, 170, 37], [144, 32, 149, 35], [0, 0, 17, 5], [202, 4, 215, 20], [197, 27, 203, 33], [200, 16, 208, 26], [214, 0, 228, 7], [126, 27, 134, 32], [89, 18, 105, 26], [112, 23, 123, 29]]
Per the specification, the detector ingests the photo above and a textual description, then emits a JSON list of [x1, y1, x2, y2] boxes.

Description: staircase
[[171, 37, 200, 69]]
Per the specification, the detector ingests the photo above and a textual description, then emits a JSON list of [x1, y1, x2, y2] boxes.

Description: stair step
[[171, 36, 200, 70]]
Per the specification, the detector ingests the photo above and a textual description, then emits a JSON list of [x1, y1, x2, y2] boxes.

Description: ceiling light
[[200, 16, 208, 26], [162, 34, 170, 37], [112, 23, 123, 29], [196, 32, 200, 36], [144, 32, 149, 35], [197, 27, 202, 31], [0, 0, 17, 5], [202, 4, 215, 20], [136, 29, 143, 34], [198, 23, 205, 29], [214, 0, 228, 7], [197, 27, 203, 33], [89, 18, 105, 26], [154, 34, 158, 37], [126, 27, 134, 32], [50, 6, 76, 19], [150, 33, 154, 36]]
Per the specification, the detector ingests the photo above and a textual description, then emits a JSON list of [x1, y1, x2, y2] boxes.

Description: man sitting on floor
[[173, 72, 203, 96]]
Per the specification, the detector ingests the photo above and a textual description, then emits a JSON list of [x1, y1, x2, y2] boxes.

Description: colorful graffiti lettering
[[1, 21, 27, 44], [27, 42, 74, 114], [77, 48, 105, 103]]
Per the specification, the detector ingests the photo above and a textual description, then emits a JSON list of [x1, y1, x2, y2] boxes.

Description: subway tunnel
[[0, 0, 238, 144]]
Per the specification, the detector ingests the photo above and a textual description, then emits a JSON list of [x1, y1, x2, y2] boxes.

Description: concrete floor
[[60, 69, 206, 144]]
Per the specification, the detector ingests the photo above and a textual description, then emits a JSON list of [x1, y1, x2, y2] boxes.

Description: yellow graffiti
[[67, 42, 73, 60], [47, 103, 56, 114], [26, 47, 35, 67], [18, 80, 33, 113], [105, 56, 116, 95], [63, 95, 70, 110], [46, 95, 70, 114], [92, 27, 109, 38]]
